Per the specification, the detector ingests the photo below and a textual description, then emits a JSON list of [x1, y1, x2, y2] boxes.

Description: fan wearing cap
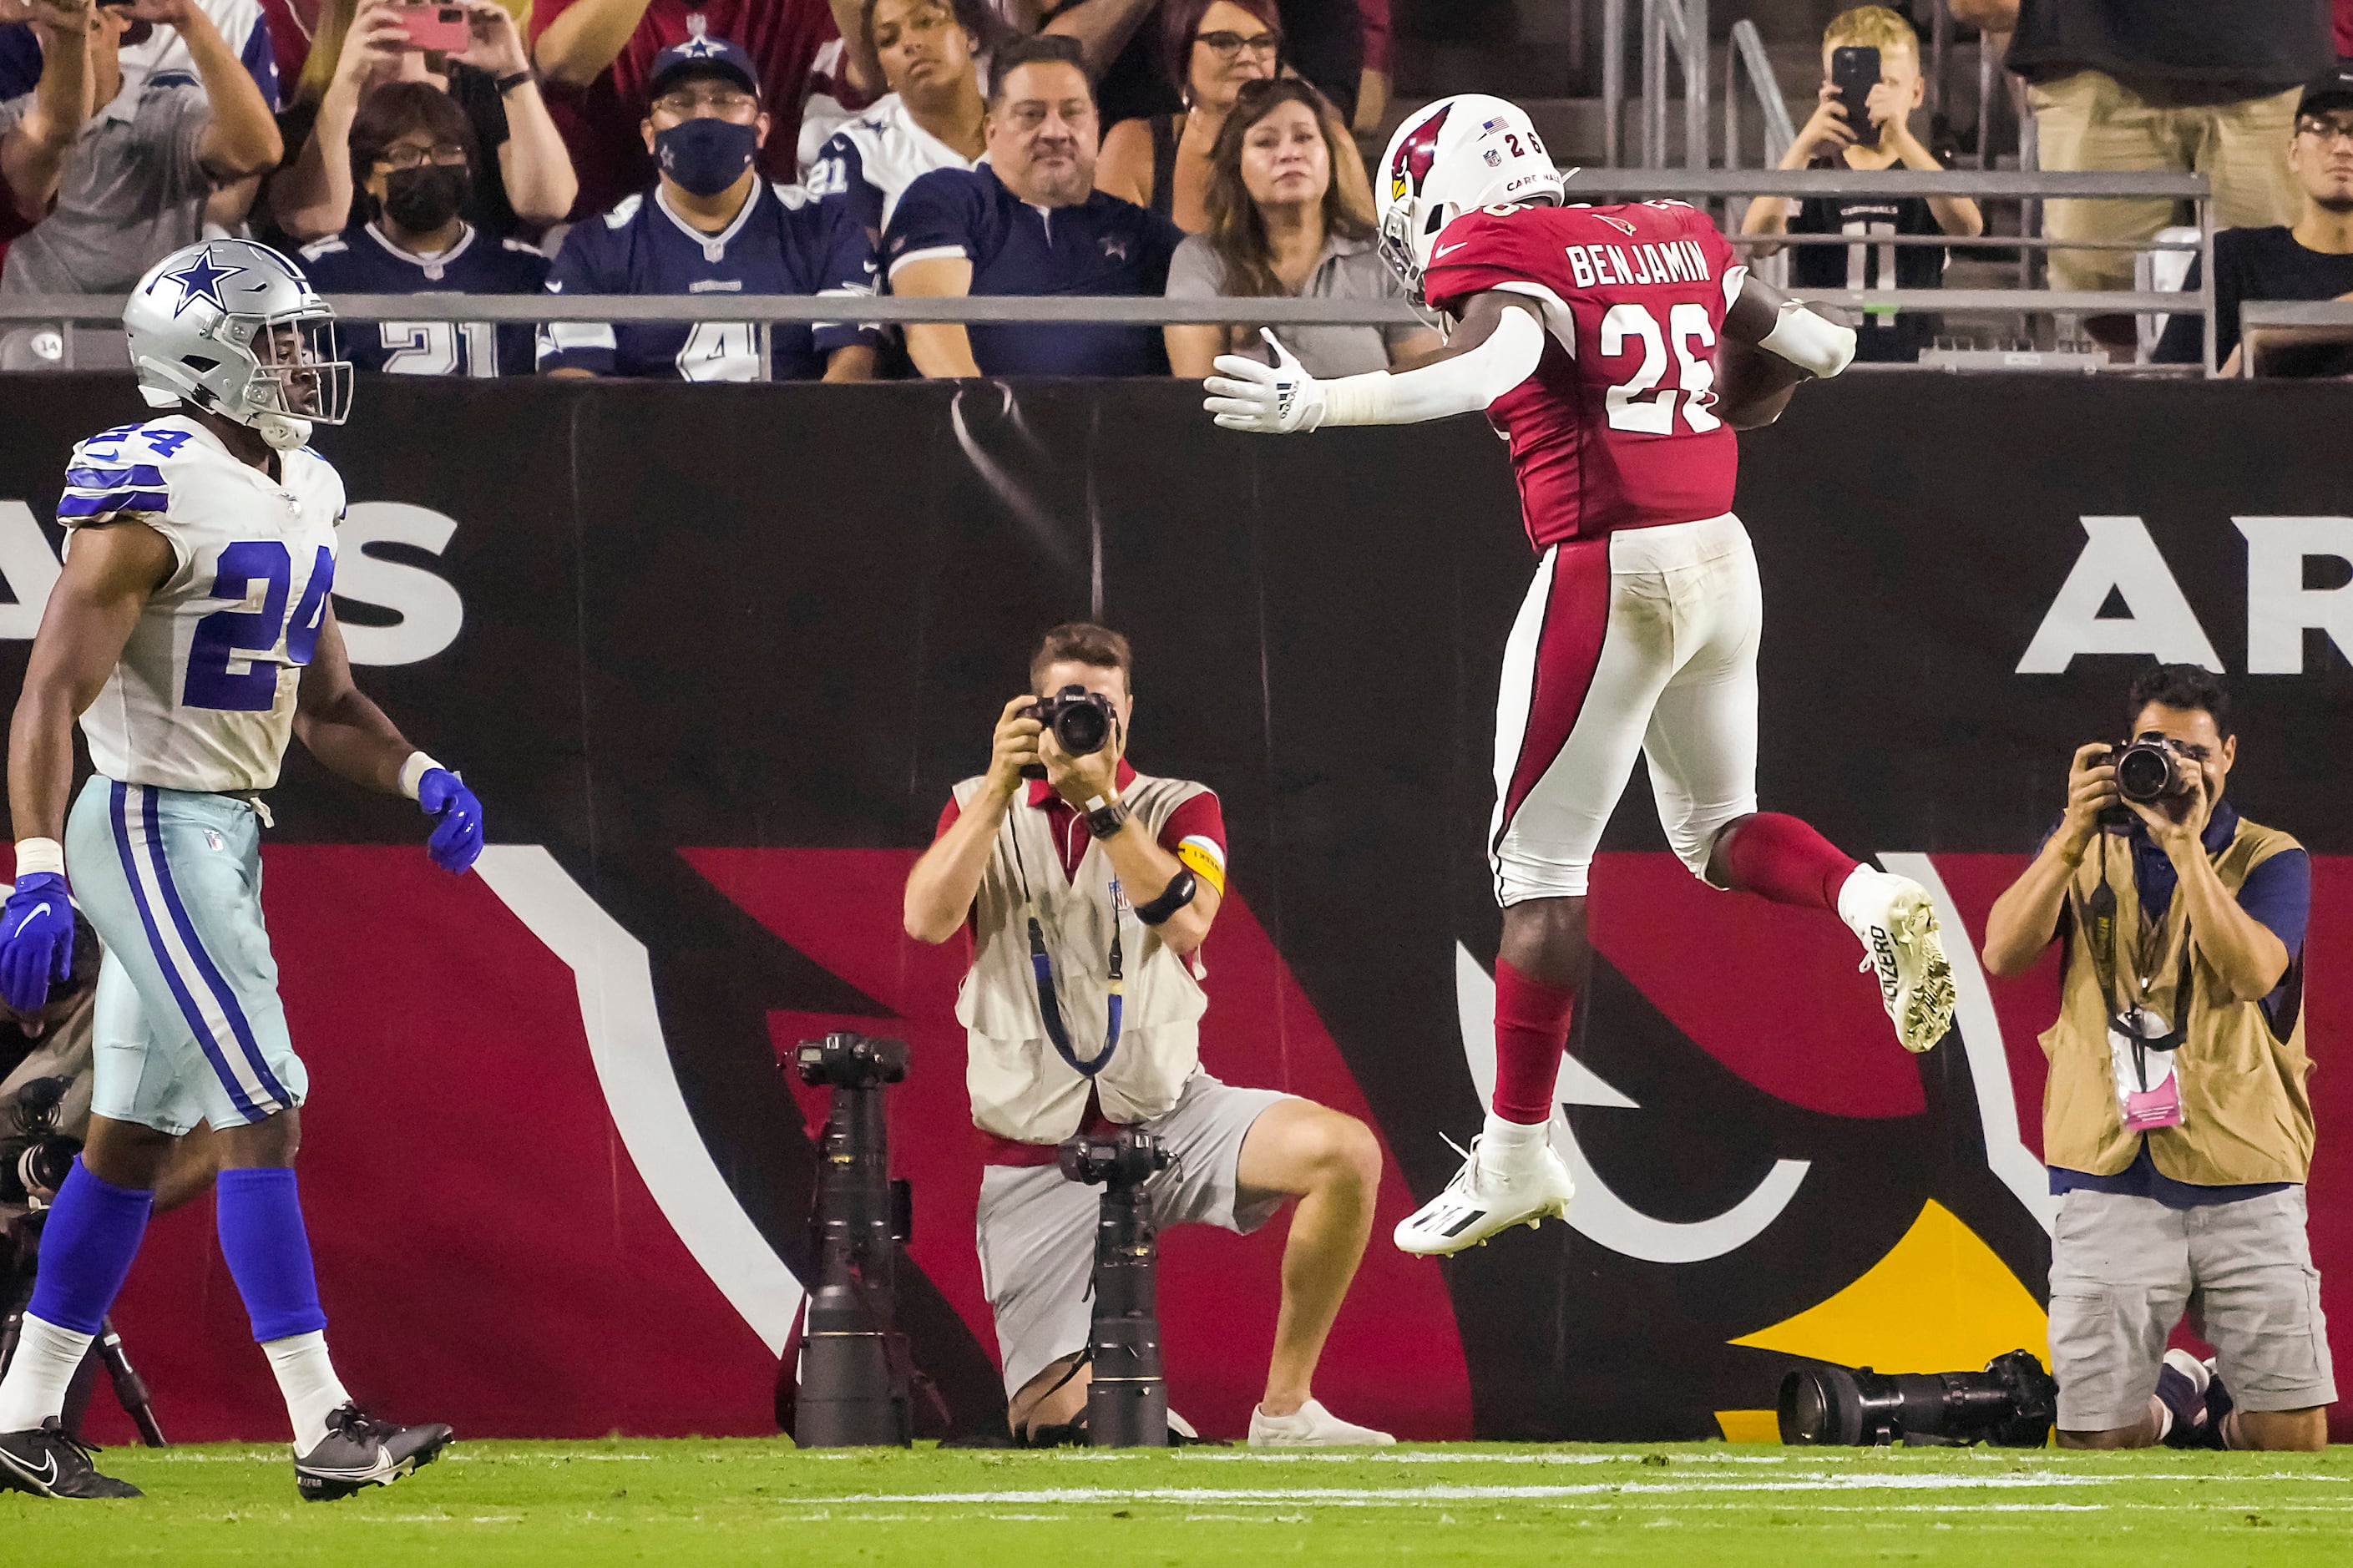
[[538, 35, 879, 381], [2155, 63, 2353, 377]]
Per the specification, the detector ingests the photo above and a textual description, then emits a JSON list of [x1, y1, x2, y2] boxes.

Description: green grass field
[[6, 1439, 2349, 1565]]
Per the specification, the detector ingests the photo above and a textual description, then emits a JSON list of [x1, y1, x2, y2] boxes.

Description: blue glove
[[0, 872, 75, 1014], [417, 769, 483, 875]]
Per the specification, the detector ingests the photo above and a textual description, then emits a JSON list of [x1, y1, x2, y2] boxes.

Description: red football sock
[[1492, 958, 1578, 1125], [1713, 812, 1860, 913]]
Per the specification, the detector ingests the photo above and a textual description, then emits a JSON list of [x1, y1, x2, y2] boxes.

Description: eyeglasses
[[376, 144, 468, 170], [2296, 115, 2353, 145], [653, 89, 760, 118], [1195, 29, 1280, 61]]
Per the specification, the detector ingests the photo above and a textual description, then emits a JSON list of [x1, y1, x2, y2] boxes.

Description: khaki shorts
[[974, 1073, 1292, 1398], [2029, 71, 2302, 293], [2047, 1185, 2335, 1430]]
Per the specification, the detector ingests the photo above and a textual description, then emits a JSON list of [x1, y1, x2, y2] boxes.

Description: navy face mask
[[655, 118, 760, 196]]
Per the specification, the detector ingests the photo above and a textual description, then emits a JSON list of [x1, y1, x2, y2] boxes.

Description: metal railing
[[1722, 19, 1795, 178], [0, 171, 2224, 372], [1603, 0, 1709, 171]]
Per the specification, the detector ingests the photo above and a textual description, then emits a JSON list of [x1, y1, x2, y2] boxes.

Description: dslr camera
[[0, 1077, 79, 1208], [1020, 685, 1115, 780], [1058, 1128, 1170, 1190], [2099, 736, 2196, 828], [793, 1032, 908, 1091]]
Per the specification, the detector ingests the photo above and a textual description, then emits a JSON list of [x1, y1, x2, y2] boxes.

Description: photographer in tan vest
[[903, 622, 1392, 1447], [1985, 665, 2331, 1451]]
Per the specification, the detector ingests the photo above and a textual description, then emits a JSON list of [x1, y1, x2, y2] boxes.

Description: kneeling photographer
[[903, 624, 1392, 1447], [1984, 665, 2331, 1452]]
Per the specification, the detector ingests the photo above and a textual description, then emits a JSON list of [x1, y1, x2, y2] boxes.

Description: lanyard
[[1010, 815, 1125, 1079], [2078, 831, 2194, 1055]]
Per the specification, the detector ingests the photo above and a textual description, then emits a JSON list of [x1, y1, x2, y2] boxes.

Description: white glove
[[1203, 330, 1326, 433]]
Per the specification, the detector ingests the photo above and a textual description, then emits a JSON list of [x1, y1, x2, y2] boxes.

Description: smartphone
[[396, 3, 471, 53], [1830, 44, 1880, 144]]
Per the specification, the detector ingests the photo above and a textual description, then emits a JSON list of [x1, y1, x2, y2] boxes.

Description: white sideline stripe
[[475, 846, 805, 1352], [812, 1474, 2249, 1505], [1880, 853, 2056, 1234]]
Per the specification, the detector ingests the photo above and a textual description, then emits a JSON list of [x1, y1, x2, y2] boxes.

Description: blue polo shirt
[[2043, 799, 2311, 1207], [883, 164, 1182, 377]]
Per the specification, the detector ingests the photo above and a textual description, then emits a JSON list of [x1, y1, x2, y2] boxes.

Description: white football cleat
[[1394, 1134, 1576, 1257], [1248, 1399, 1396, 1448], [1837, 867, 1958, 1053]]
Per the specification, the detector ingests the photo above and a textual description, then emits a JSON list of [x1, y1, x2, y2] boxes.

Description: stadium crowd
[[0, 0, 2346, 377]]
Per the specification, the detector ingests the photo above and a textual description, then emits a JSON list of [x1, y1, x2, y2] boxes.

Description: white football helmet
[[1376, 94, 1566, 306], [123, 239, 353, 451]]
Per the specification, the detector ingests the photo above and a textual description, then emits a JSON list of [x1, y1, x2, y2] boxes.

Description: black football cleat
[[0, 1419, 142, 1499], [294, 1403, 454, 1501]]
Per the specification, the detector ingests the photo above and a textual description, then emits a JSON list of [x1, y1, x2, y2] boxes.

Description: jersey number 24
[[185, 542, 336, 711], [1598, 301, 1720, 435]]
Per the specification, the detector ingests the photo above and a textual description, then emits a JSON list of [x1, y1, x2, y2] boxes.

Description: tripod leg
[[96, 1318, 167, 1448]]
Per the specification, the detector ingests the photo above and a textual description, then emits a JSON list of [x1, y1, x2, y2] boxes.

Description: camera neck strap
[[1010, 815, 1125, 1080], [2080, 832, 2193, 1055]]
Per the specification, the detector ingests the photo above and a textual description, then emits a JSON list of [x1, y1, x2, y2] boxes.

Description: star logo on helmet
[[159, 250, 243, 317]]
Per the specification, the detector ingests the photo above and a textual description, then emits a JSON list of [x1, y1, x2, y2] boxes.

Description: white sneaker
[[1837, 867, 1958, 1053], [1392, 1135, 1575, 1257], [1248, 1398, 1396, 1448]]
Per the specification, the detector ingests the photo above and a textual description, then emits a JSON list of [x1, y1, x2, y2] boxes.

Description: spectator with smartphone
[[0, 0, 280, 295], [538, 35, 878, 381], [531, 0, 883, 218], [0, 0, 92, 238], [1161, 76, 1430, 378], [887, 33, 1181, 377], [298, 80, 550, 376], [1953, 0, 2334, 351], [0, 0, 278, 110], [2154, 64, 2353, 376], [1740, 6, 1982, 363], [268, 0, 574, 241]]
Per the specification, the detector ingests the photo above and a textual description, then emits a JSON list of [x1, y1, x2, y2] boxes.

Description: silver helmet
[[123, 240, 352, 452]]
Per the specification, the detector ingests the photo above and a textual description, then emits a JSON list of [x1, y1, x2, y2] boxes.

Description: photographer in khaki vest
[[903, 623, 1392, 1448], [1985, 665, 2331, 1452]]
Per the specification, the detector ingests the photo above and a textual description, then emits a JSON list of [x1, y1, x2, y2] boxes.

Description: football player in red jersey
[[1204, 94, 1958, 1257]]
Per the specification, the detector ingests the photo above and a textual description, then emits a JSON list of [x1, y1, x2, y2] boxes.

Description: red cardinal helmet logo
[[1389, 103, 1454, 203]]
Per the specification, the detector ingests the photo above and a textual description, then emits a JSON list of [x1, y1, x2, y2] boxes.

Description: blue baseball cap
[[646, 34, 762, 104], [2300, 63, 2353, 118]]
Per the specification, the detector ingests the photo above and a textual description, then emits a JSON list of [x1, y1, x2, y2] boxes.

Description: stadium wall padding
[[2, 372, 2349, 1444]]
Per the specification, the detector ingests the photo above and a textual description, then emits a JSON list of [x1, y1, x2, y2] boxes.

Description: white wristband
[[13, 837, 64, 879], [398, 751, 445, 802]]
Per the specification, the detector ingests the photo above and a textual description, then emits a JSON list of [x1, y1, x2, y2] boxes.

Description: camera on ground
[[1778, 1348, 2058, 1447]]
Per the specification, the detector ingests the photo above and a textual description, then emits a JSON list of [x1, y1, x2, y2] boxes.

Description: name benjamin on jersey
[[1561, 238, 1716, 291]]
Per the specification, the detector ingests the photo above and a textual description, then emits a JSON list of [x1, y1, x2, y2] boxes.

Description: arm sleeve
[[158, 88, 216, 201], [1163, 234, 1224, 299], [2152, 253, 2208, 365], [1317, 304, 1546, 424], [884, 169, 981, 281], [535, 226, 618, 374], [1159, 790, 1227, 894], [57, 432, 192, 575], [238, 6, 282, 113], [2234, 847, 2310, 956], [935, 795, 963, 838], [1358, 0, 1389, 73], [810, 200, 883, 355]]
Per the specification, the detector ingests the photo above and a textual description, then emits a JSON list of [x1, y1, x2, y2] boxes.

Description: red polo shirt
[[530, 0, 872, 217], [934, 762, 1227, 1166]]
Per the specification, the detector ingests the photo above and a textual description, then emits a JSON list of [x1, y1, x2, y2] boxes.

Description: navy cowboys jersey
[[299, 223, 549, 377], [807, 93, 985, 240], [537, 180, 879, 381]]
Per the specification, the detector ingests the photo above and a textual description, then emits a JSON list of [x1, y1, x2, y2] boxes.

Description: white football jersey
[[806, 93, 989, 235], [58, 416, 343, 793]]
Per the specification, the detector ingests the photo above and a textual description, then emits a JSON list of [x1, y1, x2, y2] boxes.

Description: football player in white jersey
[[0, 240, 482, 1501]]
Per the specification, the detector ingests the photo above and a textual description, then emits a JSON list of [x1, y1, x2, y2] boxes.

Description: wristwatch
[[1084, 792, 1128, 839], [495, 69, 536, 95]]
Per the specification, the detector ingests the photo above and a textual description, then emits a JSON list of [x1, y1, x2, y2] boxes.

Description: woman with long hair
[[1163, 75, 1435, 378], [1095, 0, 1366, 234]]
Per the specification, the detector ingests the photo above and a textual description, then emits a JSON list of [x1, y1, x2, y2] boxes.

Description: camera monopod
[[787, 1032, 914, 1448], [1058, 1128, 1171, 1448]]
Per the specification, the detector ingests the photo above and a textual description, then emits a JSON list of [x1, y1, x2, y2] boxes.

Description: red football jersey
[[1421, 200, 1746, 549]]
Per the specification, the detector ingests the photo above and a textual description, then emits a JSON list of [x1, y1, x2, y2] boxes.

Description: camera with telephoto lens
[[2099, 737, 2196, 828], [1058, 1129, 1170, 1190], [1020, 685, 1116, 780], [0, 1077, 80, 1207], [1778, 1349, 2059, 1447], [794, 1031, 908, 1091]]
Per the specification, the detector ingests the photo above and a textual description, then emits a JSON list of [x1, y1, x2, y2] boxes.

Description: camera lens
[[2114, 742, 2174, 804]]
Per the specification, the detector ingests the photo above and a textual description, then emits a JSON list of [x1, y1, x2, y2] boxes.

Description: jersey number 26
[[1598, 301, 1720, 435]]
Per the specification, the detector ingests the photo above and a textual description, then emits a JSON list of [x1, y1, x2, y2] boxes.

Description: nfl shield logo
[[1483, 149, 1501, 166]]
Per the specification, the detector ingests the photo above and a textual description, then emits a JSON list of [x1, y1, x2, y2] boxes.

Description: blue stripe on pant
[[67, 776, 306, 1136]]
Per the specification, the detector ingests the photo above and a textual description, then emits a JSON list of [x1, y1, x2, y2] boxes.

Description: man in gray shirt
[[0, 0, 279, 296]]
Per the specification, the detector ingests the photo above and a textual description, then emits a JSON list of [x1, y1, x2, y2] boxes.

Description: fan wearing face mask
[[296, 80, 551, 377], [537, 35, 881, 382]]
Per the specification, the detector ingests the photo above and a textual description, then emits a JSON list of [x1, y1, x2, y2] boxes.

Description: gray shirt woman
[[1165, 230, 1430, 377]]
